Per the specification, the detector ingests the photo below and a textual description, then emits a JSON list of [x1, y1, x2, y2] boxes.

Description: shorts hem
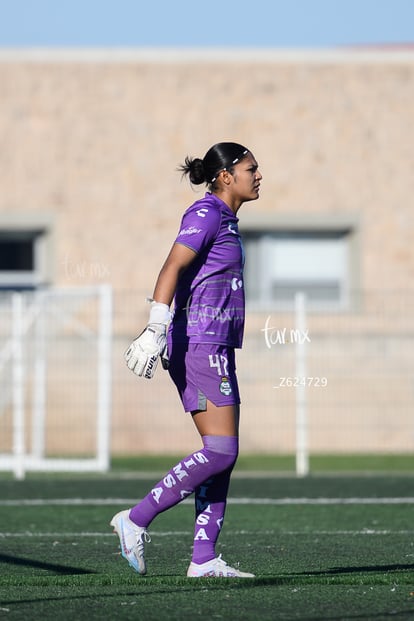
[[183, 397, 241, 413]]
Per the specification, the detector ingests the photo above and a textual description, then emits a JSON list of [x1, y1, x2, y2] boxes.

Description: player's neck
[[212, 190, 242, 215]]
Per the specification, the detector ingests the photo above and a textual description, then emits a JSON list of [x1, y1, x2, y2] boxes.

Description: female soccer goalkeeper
[[111, 141, 262, 577]]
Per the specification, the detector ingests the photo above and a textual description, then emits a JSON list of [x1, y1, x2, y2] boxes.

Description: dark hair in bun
[[179, 156, 206, 185]]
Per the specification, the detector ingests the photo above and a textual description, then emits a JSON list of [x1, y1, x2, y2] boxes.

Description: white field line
[[1, 530, 414, 538], [1, 497, 414, 507], [3, 497, 414, 539]]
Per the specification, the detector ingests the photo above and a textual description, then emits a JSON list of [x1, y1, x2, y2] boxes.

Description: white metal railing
[[295, 292, 309, 477], [0, 285, 112, 479]]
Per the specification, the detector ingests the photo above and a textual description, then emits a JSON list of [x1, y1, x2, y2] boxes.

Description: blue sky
[[0, 0, 413, 48]]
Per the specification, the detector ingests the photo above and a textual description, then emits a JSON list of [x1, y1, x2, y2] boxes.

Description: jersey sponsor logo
[[178, 225, 202, 236], [228, 223, 238, 235]]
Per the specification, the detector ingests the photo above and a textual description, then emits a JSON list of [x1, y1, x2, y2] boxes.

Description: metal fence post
[[12, 292, 25, 480], [295, 291, 309, 477], [97, 284, 112, 471]]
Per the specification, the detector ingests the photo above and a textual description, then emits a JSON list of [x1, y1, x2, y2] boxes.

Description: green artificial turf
[[1, 474, 414, 619]]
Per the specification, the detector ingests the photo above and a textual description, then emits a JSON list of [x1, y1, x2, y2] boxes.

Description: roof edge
[[0, 46, 414, 64]]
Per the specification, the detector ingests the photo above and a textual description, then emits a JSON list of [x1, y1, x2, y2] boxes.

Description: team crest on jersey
[[219, 377, 232, 396]]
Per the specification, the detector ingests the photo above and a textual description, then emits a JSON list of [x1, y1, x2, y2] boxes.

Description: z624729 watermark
[[274, 376, 328, 388]]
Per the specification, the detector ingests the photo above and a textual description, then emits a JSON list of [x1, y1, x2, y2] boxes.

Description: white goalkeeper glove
[[125, 301, 172, 379]]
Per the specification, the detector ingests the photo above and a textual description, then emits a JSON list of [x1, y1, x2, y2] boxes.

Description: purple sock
[[191, 465, 234, 564], [129, 435, 238, 530]]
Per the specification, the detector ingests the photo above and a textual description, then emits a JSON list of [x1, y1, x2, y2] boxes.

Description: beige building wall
[[0, 49, 413, 456]]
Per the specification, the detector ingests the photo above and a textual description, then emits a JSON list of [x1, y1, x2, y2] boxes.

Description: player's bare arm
[[152, 242, 197, 306], [124, 242, 197, 379]]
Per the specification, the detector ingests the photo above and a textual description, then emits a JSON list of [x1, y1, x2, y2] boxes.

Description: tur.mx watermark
[[61, 253, 110, 280], [261, 315, 311, 349]]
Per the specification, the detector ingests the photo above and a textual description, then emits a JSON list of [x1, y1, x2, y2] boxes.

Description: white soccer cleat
[[187, 554, 255, 578], [110, 509, 151, 575]]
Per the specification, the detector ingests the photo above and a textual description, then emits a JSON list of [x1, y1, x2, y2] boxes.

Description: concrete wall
[[1, 49, 413, 455]]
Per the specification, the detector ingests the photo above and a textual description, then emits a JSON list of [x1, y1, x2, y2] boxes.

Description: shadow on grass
[[295, 563, 414, 576], [2, 585, 414, 621], [0, 553, 96, 574], [1, 584, 275, 607]]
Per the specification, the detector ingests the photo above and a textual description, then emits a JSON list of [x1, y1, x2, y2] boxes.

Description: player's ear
[[220, 170, 232, 185]]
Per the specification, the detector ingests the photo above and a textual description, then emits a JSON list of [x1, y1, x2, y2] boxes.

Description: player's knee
[[203, 435, 239, 472]]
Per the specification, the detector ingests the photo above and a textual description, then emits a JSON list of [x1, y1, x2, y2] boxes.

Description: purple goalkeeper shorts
[[167, 342, 240, 413]]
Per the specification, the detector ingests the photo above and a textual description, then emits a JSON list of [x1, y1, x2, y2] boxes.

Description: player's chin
[[243, 189, 260, 203]]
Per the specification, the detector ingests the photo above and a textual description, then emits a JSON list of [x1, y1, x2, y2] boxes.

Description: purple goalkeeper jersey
[[169, 192, 245, 348]]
